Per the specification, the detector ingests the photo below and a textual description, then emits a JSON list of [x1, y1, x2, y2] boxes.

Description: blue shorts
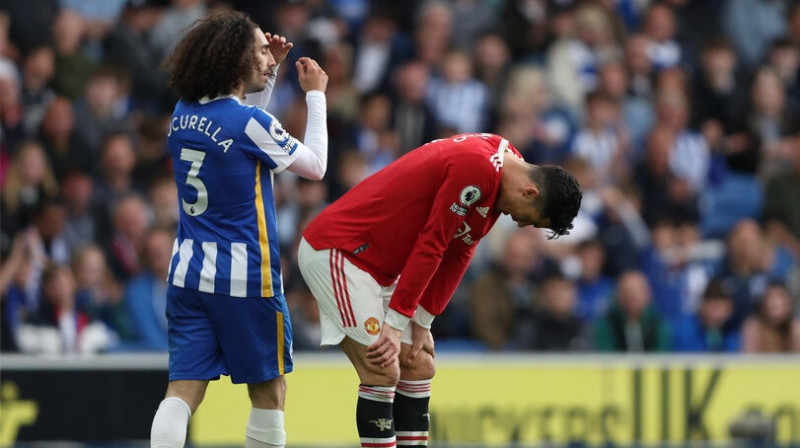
[[166, 285, 293, 384]]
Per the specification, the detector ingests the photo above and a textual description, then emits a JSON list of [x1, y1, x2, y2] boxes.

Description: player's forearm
[[287, 91, 328, 180], [301, 90, 328, 178]]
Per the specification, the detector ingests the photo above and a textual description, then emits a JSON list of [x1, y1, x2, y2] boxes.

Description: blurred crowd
[[2, 0, 800, 356]]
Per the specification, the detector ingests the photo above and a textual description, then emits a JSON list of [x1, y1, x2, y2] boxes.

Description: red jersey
[[303, 133, 521, 320]]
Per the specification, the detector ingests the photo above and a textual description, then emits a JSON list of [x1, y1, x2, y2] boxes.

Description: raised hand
[[264, 32, 293, 65], [296, 57, 329, 93]]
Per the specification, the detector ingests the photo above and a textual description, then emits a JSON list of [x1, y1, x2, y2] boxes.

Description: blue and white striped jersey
[[166, 95, 300, 298]]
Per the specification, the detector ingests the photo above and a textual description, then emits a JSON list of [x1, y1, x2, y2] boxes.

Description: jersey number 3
[[180, 148, 208, 216]]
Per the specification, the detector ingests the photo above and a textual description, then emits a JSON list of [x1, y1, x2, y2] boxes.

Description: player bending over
[[298, 133, 581, 447]]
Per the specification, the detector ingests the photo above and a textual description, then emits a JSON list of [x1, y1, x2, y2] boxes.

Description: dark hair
[[702, 277, 733, 301], [162, 11, 258, 101], [530, 165, 582, 239]]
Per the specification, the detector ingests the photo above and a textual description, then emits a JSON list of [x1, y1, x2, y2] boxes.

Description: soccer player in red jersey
[[298, 133, 582, 447]]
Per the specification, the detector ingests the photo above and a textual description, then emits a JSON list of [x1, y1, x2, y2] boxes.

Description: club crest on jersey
[[459, 186, 481, 206], [364, 317, 381, 335], [269, 119, 298, 155]]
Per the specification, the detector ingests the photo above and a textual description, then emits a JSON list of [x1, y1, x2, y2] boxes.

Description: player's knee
[[361, 361, 400, 386], [400, 351, 435, 380]]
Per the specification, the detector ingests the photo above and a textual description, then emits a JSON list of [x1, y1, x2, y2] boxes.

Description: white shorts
[[297, 237, 412, 347]]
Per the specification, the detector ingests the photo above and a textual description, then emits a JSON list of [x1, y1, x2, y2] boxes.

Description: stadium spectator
[[352, 7, 412, 93], [146, 176, 179, 231], [322, 43, 359, 123], [745, 66, 800, 178], [764, 136, 800, 258], [641, 2, 684, 71], [472, 29, 512, 130], [634, 126, 699, 225], [390, 60, 438, 154], [102, 0, 168, 111], [18, 263, 115, 354], [51, 9, 95, 100], [514, 274, 588, 351], [60, 170, 100, 252], [594, 269, 672, 352], [722, 0, 788, 69], [672, 277, 741, 352], [716, 219, 773, 331], [150, 0, 206, 59], [572, 238, 615, 323], [741, 281, 800, 353], [121, 226, 172, 351], [0, 140, 59, 242], [496, 65, 576, 165], [19, 45, 56, 138], [426, 48, 489, 134], [469, 228, 559, 351], [546, 1, 621, 114], [413, 0, 454, 66], [103, 193, 151, 282], [597, 60, 654, 157], [570, 89, 630, 184], [39, 96, 88, 179], [690, 37, 750, 166], [71, 244, 127, 339], [72, 66, 136, 162]]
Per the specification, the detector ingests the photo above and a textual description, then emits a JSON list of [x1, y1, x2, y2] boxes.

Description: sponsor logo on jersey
[[454, 221, 476, 245], [476, 206, 489, 218], [364, 317, 381, 335], [459, 186, 481, 206], [450, 203, 468, 216]]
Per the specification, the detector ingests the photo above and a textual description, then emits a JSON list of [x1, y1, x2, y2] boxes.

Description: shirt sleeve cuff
[[384, 308, 411, 332], [306, 90, 326, 100], [412, 306, 436, 329]]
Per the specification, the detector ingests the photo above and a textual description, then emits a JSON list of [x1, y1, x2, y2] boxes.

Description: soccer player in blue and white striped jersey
[[150, 11, 328, 448]]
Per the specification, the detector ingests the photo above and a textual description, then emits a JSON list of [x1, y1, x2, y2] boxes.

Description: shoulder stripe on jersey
[[276, 310, 285, 375], [231, 242, 248, 297], [254, 161, 273, 297], [199, 242, 217, 293], [167, 238, 178, 279], [172, 239, 194, 288]]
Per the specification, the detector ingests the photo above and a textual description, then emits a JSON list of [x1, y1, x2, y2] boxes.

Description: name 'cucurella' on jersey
[[168, 113, 234, 152]]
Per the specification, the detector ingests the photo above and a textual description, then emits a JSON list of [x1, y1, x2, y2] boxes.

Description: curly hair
[[162, 11, 258, 102], [530, 165, 582, 239]]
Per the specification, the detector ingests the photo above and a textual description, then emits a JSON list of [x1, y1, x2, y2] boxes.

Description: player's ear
[[523, 185, 540, 201]]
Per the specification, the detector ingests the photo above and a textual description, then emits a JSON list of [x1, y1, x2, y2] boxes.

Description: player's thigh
[[298, 239, 387, 346], [203, 293, 293, 385], [166, 285, 225, 381]]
